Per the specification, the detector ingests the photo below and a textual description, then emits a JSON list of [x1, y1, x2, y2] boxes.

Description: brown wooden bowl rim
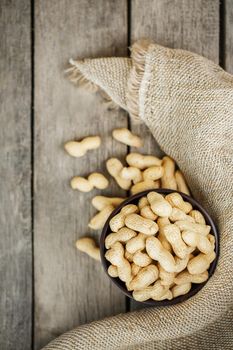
[[100, 189, 219, 306]]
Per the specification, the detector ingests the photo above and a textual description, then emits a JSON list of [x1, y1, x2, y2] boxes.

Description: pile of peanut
[[105, 192, 216, 302], [65, 128, 215, 302]]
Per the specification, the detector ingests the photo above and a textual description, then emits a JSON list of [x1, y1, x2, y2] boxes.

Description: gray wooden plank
[[34, 1, 128, 348], [0, 1, 32, 349], [129, 0, 219, 311], [225, 0, 233, 74]]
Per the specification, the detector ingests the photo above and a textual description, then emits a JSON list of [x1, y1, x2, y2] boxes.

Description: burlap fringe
[[66, 59, 119, 110], [126, 40, 151, 123]]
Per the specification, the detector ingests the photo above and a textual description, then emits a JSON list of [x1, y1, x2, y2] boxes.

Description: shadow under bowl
[[100, 189, 219, 306]]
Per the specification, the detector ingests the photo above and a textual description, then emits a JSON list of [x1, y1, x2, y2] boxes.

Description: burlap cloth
[[44, 40, 233, 349]]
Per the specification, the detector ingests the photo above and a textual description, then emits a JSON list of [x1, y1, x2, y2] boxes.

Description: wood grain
[[225, 0, 233, 74], [0, 1, 32, 349], [129, 0, 219, 311], [34, 0, 128, 348]]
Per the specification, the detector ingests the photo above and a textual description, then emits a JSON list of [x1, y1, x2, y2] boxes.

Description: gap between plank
[[219, 0, 226, 68], [30, 0, 35, 348]]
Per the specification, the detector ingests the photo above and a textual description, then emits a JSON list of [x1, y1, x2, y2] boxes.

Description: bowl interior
[[100, 189, 219, 306]]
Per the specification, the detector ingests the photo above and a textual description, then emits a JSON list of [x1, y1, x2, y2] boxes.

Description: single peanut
[[105, 242, 132, 283], [175, 220, 211, 236], [106, 158, 131, 190], [108, 265, 118, 278], [169, 207, 195, 223], [131, 180, 160, 195], [157, 217, 172, 252], [64, 136, 101, 158], [76, 237, 100, 261], [132, 251, 152, 267], [158, 264, 175, 286], [112, 128, 143, 148], [147, 192, 172, 217], [128, 265, 159, 291], [146, 236, 176, 273], [125, 250, 134, 262], [105, 227, 137, 249], [182, 230, 213, 254], [88, 205, 114, 230], [126, 153, 162, 169], [174, 254, 190, 273], [109, 204, 138, 232], [163, 224, 191, 259], [172, 283, 192, 298], [71, 172, 109, 192], [143, 166, 164, 181], [187, 251, 216, 275], [174, 270, 208, 285], [126, 233, 147, 254], [131, 263, 142, 276], [189, 210, 206, 225], [92, 196, 124, 210], [120, 166, 143, 184], [125, 213, 158, 236], [165, 192, 192, 214], [175, 170, 190, 195], [140, 205, 158, 220], [161, 156, 177, 190], [138, 196, 149, 210], [132, 280, 171, 302]]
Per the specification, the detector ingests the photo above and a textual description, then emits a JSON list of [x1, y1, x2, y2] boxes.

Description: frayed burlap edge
[[66, 59, 119, 110], [126, 39, 152, 123]]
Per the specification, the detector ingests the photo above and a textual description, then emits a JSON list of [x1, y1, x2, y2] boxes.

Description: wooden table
[[1, 1, 232, 349]]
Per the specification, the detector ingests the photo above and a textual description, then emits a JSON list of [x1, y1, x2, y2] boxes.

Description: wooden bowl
[[100, 189, 219, 306]]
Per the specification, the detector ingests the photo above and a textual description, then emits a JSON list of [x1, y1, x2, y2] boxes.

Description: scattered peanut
[[76, 237, 100, 261], [91, 196, 124, 210], [131, 180, 160, 194], [71, 172, 109, 192], [64, 136, 101, 158], [120, 166, 143, 184], [143, 166, 164, 181], [112, 128, 143, 148], [161, 156, 177, 190], [126, 153, 162, 169], [88, 205, 114, 230], [106, 158, 131, 190], [175, 170, 190, 195]]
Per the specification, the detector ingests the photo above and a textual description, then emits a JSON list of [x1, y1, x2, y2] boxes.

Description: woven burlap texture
[[44, 41, 233, 350]]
